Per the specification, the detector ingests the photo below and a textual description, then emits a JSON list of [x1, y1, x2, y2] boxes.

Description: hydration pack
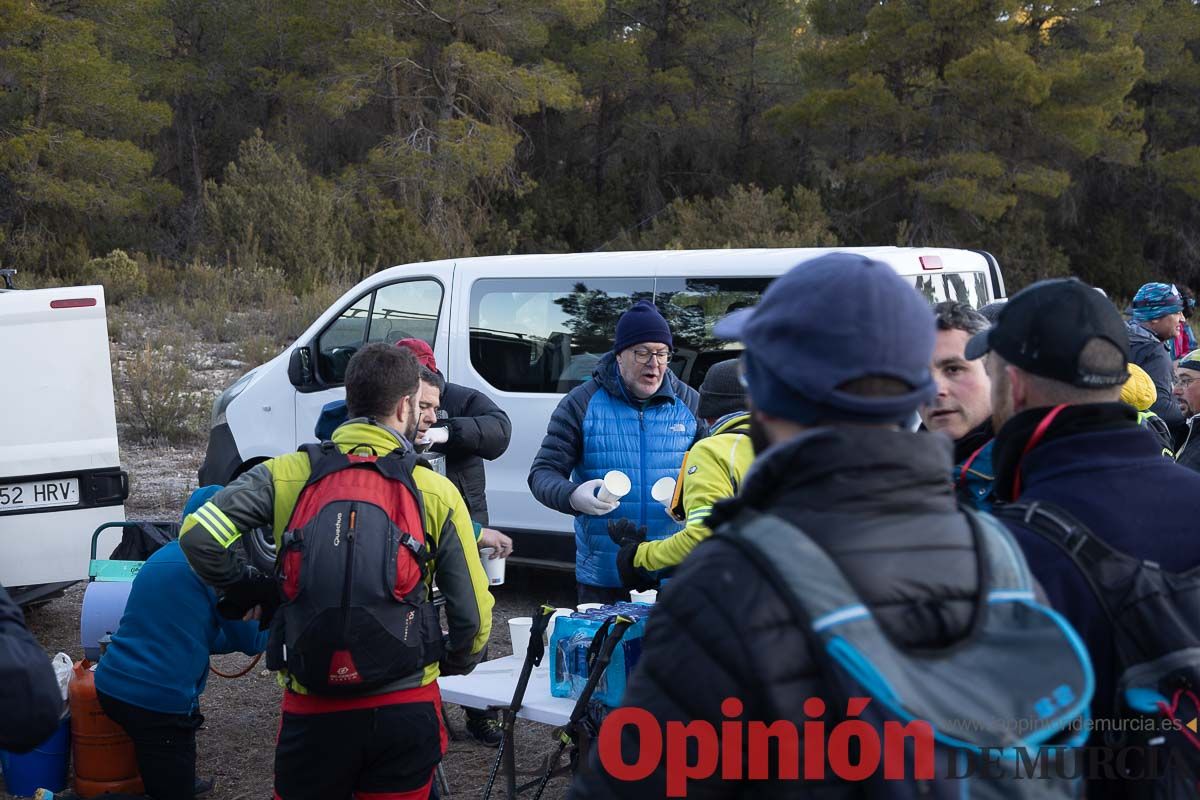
[[722, 507, 1092, 799], [266, 443, 443, 694]]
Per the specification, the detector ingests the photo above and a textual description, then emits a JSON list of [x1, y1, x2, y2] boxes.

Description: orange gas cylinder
[[68, 659, 144, 798]]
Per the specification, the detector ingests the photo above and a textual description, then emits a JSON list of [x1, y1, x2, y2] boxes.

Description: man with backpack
[[180, 343, 493, 800], [572, 254, 1090, 798], [971, 278, 1200, 798]]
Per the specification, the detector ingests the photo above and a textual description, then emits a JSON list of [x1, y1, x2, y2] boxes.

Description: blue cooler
[[550, 603, 653, 707], [0, 717, 70, 796]]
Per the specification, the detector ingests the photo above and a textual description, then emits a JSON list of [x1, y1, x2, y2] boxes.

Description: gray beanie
[[697, 359, 746, 419]]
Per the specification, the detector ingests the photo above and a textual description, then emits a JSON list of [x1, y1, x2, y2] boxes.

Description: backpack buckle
[[1062, 528, 1087, 555], [399, 532, 432, 566]]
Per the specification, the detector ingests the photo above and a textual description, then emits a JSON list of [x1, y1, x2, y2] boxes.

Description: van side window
[[913, 272, 989, 307], [469, 278, 654, 393], [316, 279, 444, 384], [654, 277, 774, 389]]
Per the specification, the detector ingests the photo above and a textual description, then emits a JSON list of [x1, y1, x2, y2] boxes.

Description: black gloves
[[616, 543, 657, 591], [216, 565, 280, 629], [607, 518, 647, 547], [608, 520, 656, 591]]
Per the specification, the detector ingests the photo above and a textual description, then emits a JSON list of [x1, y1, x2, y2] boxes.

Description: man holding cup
[[529, 300, 703, 604]]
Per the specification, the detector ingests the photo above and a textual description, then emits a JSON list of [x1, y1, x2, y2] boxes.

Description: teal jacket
[[955, 438, 995, 511]]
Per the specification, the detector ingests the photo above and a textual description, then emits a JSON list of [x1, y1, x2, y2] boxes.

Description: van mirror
[[288, 346, 314, 388]]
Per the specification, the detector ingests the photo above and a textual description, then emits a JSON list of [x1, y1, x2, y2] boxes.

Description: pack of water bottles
[[549, 603, 653, 707]]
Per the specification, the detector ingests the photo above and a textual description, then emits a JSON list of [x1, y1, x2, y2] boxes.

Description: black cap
[[965, 278, 1129, 388]]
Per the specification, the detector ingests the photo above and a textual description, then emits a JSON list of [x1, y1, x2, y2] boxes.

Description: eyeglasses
[[1179, 377, 1198, 389], [631, 348, 672, 365]]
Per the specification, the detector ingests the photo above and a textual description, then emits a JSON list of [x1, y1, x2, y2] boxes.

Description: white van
[[199, 248, 1005, 569], [0, 277, 128, 603]]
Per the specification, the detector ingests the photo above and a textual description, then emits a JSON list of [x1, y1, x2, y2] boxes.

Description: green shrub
[[117, 334, 206, 443], [203, 132, 353, 292], [81, 249, 148, 305]]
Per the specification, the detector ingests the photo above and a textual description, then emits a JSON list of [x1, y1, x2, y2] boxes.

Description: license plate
[[0, 478, 80, 511]]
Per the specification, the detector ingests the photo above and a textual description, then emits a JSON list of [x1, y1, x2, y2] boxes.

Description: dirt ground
[[4, 441, 583, 800]]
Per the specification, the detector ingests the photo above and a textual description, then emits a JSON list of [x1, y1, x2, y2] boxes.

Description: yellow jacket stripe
[[192, 502, 239, 548]]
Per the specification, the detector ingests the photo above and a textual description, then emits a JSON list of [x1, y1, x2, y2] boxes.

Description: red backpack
[[265, 443, 444, 694]]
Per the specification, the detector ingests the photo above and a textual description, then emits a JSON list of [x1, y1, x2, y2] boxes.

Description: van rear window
[[913, 271, 989, 307]]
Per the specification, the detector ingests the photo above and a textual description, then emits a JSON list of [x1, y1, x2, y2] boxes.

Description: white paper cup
[[576, 602, 604, 612], [479, 547, 505, 586], [596, 470, 631, 504], [509, 616, 533, 657], [549, 607, 574, 637], [651, 476, 677, 506], [630, 589, 658, 604]]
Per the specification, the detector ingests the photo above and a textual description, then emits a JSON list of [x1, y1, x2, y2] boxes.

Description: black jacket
[[1176, 415, 1200, 473], [0, 583, 61, 752], [570, 426, 980, 799], [1127, 320, 1184, 439], [428, 382, 511, 524]]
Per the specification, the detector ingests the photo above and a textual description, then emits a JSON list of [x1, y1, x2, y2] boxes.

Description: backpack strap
[[718, 506, 1031, 630], [299, 441, 345, 486], [993, 500, 1147, 667], [992, 501, 1123, 625]]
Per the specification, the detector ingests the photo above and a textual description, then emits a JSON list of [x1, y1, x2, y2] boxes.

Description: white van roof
[[368, 246, 994, 283]]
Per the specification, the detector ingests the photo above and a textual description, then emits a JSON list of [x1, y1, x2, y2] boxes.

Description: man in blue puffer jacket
[[528, 300, 702, 603]]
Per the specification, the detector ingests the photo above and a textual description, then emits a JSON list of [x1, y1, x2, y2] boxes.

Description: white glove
[[418, 427, 449, 446], [570, 478, 619, 516]]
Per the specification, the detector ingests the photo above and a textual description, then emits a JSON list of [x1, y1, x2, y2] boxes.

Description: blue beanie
[[1131, 282, 1183, 322], [614, 300, 672, 353], [714, 253, 936, 425]]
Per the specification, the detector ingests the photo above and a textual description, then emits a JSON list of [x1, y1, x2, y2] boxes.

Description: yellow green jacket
[[179, 422, 493, 693], [634, 412, 754, 572]]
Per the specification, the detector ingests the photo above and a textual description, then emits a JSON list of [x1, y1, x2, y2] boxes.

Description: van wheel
[[241, 525, 276, 573]]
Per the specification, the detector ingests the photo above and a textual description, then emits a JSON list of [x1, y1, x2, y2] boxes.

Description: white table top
[[438, 654, 576, 727]]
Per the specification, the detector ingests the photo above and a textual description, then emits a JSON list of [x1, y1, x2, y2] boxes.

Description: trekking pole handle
[[529, 604, 556, 667]]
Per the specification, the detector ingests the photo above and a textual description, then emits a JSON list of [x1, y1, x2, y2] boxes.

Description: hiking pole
[[481, 604, 556, 800], [530, 615, 634, 800]]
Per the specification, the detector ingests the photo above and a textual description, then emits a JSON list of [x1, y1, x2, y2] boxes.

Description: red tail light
[[920, 256, 943, 271], [50, 298, 97, 309]]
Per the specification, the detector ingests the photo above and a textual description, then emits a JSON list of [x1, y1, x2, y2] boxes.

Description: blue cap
[[614, 300, 672, 353], [182, 485, 222, 522], [714, 253, 936, 425]]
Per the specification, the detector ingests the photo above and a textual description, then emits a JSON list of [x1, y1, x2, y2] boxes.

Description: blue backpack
[[722, 507, 1092, 798]]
